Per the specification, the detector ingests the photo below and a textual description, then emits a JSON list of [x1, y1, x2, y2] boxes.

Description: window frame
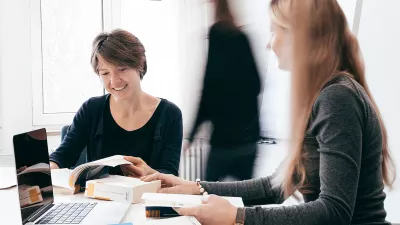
[[30, 0, 120, 127]]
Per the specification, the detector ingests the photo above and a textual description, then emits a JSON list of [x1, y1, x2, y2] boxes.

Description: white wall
[[0, 0, 61, 155], [357, 0, 400, 222], [0, 10, 3, 153], [178, 0, 209, 138], [0, 0, 33, 155]]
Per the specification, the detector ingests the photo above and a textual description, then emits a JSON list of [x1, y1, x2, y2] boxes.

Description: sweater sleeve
[[155, 103, 183, 176], [201, 176, 285, 206], [49, 99, 92, 169], [242, 84, 365, 225]]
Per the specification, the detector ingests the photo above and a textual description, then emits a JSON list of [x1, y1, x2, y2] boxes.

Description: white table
[[0, 166, 149, 225]]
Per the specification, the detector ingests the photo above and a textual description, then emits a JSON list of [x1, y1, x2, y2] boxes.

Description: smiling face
[[97, 55, 142, 101], [91, 29, 148, 101]]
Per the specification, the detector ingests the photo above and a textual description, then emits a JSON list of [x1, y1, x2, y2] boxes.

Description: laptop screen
[[13, 128, 54, 222]]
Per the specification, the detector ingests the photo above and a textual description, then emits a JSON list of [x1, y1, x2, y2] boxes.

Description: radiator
[[179, 138, 208, 181]]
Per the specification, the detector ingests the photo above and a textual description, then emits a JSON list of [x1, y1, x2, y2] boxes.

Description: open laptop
[[13, 128, 130, 225]]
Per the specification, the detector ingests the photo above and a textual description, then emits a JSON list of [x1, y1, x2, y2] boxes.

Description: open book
[[142, 193, 244, 218], [51, 155, 132, 194]]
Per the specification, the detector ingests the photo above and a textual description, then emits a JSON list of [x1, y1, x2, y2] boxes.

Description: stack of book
[[18, 185, 43, 207], [84, 175, 161, 203]]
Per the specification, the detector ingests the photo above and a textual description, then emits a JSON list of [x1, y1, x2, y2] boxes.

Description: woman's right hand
[[141, 173, 200, 195]]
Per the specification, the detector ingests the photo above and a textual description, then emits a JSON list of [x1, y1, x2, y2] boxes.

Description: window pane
[[120, 0, 180, 104], [336, 0, 358, 30], [41, 0, 103, 114]]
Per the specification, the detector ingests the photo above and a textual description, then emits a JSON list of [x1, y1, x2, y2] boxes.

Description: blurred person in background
[[143, 0, 396, 224], [186, 0, 262, 182]]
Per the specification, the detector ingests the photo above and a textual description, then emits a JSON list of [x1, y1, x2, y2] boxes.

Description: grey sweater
[[202, 75, 390, 225]]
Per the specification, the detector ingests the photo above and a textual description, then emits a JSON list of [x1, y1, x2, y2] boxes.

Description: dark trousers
[[205, 143, 257, 182]]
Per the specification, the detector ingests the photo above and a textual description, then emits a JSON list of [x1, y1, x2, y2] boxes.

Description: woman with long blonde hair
[[142, 0, 396, 224]]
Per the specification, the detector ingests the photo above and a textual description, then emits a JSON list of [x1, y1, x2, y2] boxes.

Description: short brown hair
[[91, 29, 147, 79]]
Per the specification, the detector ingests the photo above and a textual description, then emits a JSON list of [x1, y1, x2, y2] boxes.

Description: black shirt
[[103, 97, 164, 175], [189, 21, 261, 147], [50, 94, 183, 175]]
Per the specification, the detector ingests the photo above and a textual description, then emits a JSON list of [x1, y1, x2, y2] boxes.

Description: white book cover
[[85, 175, 161, 203], [141, 193, 244, 208]]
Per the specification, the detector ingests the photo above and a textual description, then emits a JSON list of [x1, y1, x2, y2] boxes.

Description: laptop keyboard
[[35, 203, 97, 224]]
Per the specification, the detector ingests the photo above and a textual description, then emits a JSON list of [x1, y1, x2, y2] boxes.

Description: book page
[[86, 155, 132, 167], [147, 216, 201, 225], [92, 175, 152, 187], [18, 163, 50, 176], [51, 168, 73, 189], [69, 155, 133, 188]]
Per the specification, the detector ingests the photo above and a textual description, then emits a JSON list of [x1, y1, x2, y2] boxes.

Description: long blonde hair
[[270, 0, 396, 198]]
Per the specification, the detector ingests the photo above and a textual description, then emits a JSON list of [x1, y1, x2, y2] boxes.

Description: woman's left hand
[[121, 156, 157, 178], [175, 195, 238, 225]]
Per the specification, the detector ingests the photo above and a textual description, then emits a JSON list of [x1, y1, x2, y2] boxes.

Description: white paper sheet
[[51, 168, 73, 189], [0, 167, 17, 189]]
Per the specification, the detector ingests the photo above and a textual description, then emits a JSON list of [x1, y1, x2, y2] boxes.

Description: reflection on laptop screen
[[13, 128, 54, 222]]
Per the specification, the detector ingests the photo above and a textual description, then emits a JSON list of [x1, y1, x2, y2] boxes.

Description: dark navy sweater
[[50, 94, 183, 176]]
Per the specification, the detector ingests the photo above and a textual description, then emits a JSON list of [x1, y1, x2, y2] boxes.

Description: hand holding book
[[141, 193, 243, 223], [140, 173, 200, 195], [121, 156, 157, 178], [174, 195, 238, 225]]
